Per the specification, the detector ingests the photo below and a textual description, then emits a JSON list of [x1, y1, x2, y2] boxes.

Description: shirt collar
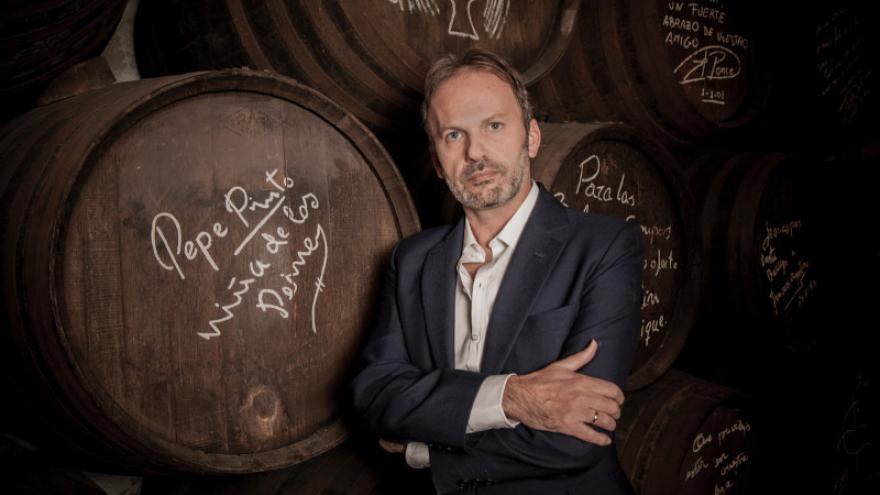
[[461, 181, 539, 260]]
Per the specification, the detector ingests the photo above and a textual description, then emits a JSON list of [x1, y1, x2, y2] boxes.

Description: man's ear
[[527, 118, 541, 159], [431, 151, 444, 179]]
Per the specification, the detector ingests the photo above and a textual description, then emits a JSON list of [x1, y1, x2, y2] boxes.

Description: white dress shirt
[[406, 181, 540, 468]]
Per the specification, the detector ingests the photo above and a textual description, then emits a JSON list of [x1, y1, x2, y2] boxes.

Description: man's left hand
[[502, 340, 623, 446]]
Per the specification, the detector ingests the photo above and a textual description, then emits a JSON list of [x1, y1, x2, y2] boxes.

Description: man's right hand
[[501, 340, 624, 446]]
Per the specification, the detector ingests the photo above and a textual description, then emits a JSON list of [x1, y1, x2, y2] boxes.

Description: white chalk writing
[[663, 1, 748, 107], [682, 418, 752, 490], [256, 223, 328, 334], [642, 287, 661, 310], [718, 419, 752, 444], [640, 315, 665, 347], [685, 456, 710, 480], [719, 451, 748, 476], [761, 219, 802, 250], [151, 213, 228, 280], [387, 0, 440, 16], [693, 432, 713, 453], [644, 248, 679, 277], [815, 8, 872, 125], [574, 154, 636, 208], [760, 219, 818, 316], [641, 224, 673, 243], [387, 0, 509, 40], [714, 479, 734, 494], [674, 45, 742, 85], [149, 167, 329, 340], [689, 3, 726, 23], [202, 276, 255, 340]]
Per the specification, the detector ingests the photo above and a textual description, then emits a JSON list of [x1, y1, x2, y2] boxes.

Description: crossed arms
[[351, 221, 644, 489]]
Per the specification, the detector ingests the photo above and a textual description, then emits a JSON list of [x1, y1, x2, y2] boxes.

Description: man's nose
[[465, 133, 487, 162]]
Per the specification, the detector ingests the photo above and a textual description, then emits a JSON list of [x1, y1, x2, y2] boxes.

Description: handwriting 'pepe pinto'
[[150, 168, 328, 340]]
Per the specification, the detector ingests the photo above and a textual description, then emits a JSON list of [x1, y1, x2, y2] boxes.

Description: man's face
[[426, 69, 540, 211]]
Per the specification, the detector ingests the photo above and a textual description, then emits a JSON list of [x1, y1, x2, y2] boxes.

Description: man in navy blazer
[[351, 49, 643, 494]]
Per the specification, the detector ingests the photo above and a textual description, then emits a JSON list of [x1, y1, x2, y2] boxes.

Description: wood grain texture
[[681, 151, 848, 367], [0, 0, 126, 94], [0, 69, 419, 474], [532, 0, 765, 148], [135, 0, 580, 132], [615, 370, 757, 495]]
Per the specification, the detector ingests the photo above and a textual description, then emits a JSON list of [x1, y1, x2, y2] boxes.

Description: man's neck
[[463, 181, 532, 249]]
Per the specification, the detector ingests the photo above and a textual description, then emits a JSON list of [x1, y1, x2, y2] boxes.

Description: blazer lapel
[[421, 219, 464, 370], [481, 190, 572, 374]]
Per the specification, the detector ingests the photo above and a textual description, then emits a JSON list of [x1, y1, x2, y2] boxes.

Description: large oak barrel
[[532, 122, 701, 390], [0, 1, 127, 120], [687, 152, 829, 343], [677, 151, 865, 390], [615, 370, 757, 495], [134, 0, 580, 133], [0, 69, 419, 474], [532, 0, 765, 147]]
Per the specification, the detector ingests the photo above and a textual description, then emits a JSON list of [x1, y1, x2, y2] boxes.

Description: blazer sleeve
[[429, 221, 645, 491], [350, 243, 487, 448]]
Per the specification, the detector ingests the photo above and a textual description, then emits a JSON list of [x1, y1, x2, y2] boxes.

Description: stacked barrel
[[0, 68, 420, 473], [1, 1, 877, 494], [0, 1, 128, 122], [1, 0, 424, 482]]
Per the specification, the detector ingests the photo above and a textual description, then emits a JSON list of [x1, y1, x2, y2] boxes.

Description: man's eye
[[488, 122, 502, 130], [446, 131, 461, 141]]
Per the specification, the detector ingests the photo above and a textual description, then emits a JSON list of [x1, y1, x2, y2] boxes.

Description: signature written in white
[[674, 45, 742, 84], [150, 170, 319, 280], [255, 223, 328, 331], [149, 168, 329, 340]]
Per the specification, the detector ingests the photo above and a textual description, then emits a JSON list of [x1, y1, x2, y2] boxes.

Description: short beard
[[445, 146, 529, 210]]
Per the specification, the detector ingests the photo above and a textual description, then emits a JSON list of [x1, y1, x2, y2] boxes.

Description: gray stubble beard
[[445, 145, 530, 211]]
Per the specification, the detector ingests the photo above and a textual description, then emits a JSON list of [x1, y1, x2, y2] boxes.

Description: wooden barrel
[[532, 0, 765, 147], [615, 370, 757, 495], [741, 2, 880, 150], [687, 152, 828, 341], [803, 3, 878, 132], [0, 1, 127, 119], [532, 122, 701, 390], [134, 0, 580, 133], [0, 68, 420, 474], [678, 150, 860, 389]]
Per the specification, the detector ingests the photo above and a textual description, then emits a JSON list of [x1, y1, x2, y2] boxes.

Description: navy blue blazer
[[351, 186, 643, 494]]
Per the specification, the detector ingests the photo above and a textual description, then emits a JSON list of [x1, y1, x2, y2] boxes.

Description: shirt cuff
[[405, 441, 431, 469], [465, 374, 520, 433]]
